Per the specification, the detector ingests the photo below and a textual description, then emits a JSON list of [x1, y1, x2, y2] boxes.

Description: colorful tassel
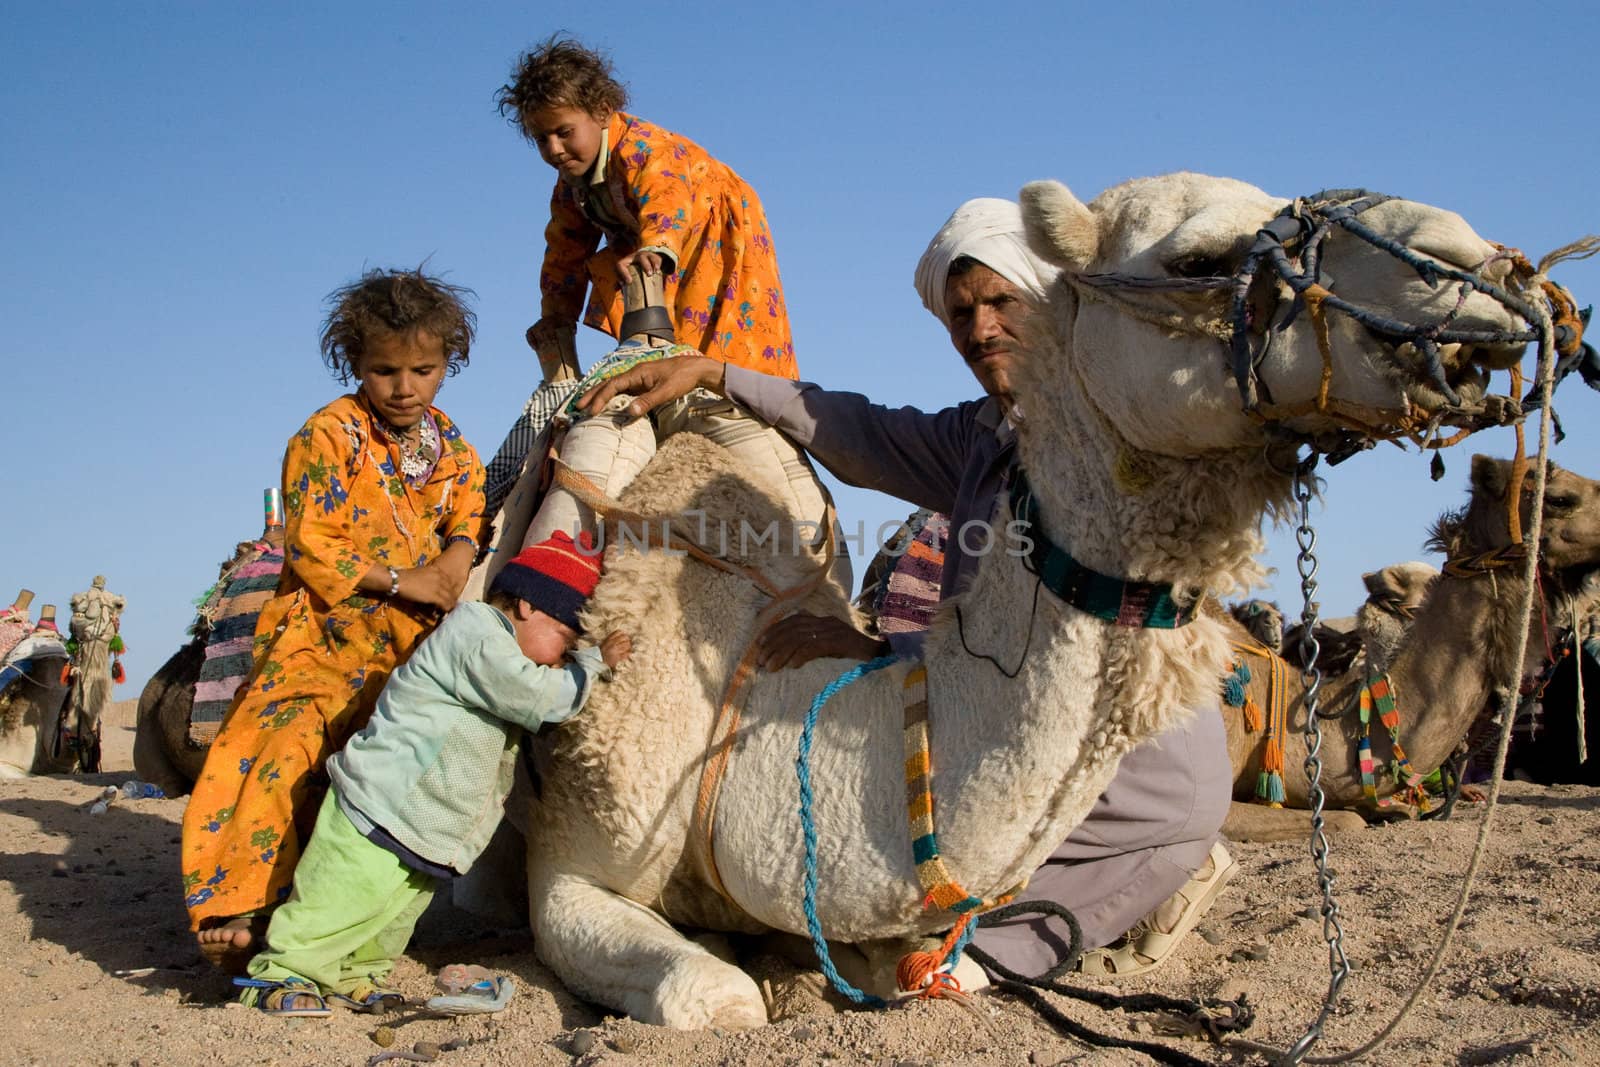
[[1242, 696, 1263, 733], [108, 634, 125, 654], [60, 663, 71, 686], [1222, 671, 1246, 708], [1262, 772, 1286, 806], [111, 660, 126, 684]]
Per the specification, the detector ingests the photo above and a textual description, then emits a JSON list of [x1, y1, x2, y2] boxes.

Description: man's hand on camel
[[758, 612, 887, 672], [576, 353, 726, 421]]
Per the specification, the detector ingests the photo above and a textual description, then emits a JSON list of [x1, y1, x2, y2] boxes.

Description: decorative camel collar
[[1008, 469, 1199, 629]]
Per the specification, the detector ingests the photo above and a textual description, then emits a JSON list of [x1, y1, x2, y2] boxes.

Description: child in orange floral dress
[[497, 34, 798, 383], [182, 268, 490, 974]]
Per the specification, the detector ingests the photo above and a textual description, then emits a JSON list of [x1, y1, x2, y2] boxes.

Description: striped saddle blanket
[[187, 541, 284, 745]]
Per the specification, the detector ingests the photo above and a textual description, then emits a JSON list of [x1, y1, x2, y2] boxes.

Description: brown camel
[[1221, 455, 1600, 842]]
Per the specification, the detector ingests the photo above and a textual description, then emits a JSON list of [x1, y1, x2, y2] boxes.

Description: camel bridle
[[1060, 189, 1593, 463]]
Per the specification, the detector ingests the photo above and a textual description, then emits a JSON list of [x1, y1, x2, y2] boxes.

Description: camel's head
[[1227, 598, 1284, 648], [1018, 173, 1554, 458], [1359, 561, 1439, 620], [1430, 455, 1600, 584]]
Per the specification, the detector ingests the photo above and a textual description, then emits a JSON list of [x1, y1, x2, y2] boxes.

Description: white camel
[[522, 173, 1564, 1028]]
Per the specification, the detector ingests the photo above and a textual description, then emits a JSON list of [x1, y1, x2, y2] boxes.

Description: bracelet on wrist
[[386, 567, 401, 598]]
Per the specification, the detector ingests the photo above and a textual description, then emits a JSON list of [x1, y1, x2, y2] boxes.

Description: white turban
[[913, 197, 1061, 329]]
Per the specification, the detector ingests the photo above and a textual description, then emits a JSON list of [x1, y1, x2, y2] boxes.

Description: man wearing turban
[[575, 198, 1235, 979]]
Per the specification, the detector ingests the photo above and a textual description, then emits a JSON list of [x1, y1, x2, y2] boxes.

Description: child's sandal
[[326, 980, 404, 1014], [233, 976, 332, 1018]]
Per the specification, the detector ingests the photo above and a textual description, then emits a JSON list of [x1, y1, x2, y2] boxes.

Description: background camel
[[1221, 456, 1600, 842], [0, 595, 74, 778], [512, 173, 1572, 1028], [59, 576, 125, 774]]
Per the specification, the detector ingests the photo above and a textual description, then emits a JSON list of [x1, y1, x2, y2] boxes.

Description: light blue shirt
[[327, 600, 608, 873]]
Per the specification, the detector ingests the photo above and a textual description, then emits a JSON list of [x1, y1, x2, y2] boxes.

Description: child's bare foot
[[196, 915, 268, 975]]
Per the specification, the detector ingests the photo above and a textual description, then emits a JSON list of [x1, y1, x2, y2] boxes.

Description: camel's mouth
[[1364, 326, 1528, 420]]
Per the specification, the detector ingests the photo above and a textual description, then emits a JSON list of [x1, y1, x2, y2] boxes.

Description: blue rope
[[796, 654, 899, 1006]]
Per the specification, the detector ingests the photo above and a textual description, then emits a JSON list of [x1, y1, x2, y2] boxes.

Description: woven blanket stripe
[[877, 513, 948, 637], [231, 557, 283, 580], [213, 588, 274, 622], [218, 571, 279, 597], [197, 651, 254, 687], [193, 678, 248, 705], [189, 548, 284, 737], [207, 611, 260, 645]]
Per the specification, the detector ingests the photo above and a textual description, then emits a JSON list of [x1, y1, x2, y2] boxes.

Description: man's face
[[943, 264, 1029, 403]]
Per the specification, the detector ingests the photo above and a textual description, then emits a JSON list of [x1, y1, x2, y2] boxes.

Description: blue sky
[[4, 2, 1596, 692]]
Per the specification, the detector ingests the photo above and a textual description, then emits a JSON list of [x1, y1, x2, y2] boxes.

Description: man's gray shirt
[[725, 364, 1015, 602]]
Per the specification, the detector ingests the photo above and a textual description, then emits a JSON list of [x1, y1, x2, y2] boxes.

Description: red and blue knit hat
[[488, 531, 601, 630]]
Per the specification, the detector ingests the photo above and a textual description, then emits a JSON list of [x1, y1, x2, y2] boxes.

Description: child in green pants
[[237, 532, 630, 1016]]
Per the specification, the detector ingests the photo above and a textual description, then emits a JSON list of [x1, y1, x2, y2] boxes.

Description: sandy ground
[[2, 701, 1598, 1067]]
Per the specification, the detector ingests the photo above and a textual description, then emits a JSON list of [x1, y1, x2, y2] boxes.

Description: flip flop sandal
[[234, 977, 332, 1018], [425, 975, 515, 1015], [326, 983, 406, 1014]]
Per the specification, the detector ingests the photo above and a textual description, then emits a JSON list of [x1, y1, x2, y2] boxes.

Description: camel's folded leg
[[1221, 800, 1368, 843], [530, 868, 767, 1030]]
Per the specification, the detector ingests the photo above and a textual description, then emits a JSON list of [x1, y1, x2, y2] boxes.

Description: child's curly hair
[[320, 268, 476, 383], [496, 34, 629, 136]]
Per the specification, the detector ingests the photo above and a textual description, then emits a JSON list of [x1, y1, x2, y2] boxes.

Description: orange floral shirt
[[540, 111, 799, 379]]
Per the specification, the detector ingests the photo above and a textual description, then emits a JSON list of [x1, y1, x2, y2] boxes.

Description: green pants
[[246, 788, 435, 996]]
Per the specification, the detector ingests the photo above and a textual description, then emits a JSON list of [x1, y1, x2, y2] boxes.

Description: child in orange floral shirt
[[497, 35, 798, 382], [182, 268, 489, 974]]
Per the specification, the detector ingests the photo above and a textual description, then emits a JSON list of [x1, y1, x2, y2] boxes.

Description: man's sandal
[[1078, 841, 1238, 978], [233, 977, 332, 1018], [325, 979, 405, 1014]]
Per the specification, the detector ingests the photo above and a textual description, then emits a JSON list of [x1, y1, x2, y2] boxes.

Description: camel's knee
[[530, 870, 767, 1030], [651, 950, 768, 1031]]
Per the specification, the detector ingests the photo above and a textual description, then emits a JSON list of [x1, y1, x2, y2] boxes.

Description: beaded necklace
[[375, 413, 439, 483]]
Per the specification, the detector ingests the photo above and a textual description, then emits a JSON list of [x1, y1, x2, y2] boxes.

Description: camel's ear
[[1020, 180, 1098, 270], [1470, 454, 1510, 499]]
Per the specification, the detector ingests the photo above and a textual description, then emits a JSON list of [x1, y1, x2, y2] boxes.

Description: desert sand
[[2, 699, 1596, 1066]]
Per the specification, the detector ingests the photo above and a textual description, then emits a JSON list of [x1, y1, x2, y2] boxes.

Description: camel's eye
[[1544, 492, 1578, 513], [1168, 253, 1233, 279]]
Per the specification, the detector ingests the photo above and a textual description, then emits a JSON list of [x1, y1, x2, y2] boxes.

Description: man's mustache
[[966, 344, 1013, 363]]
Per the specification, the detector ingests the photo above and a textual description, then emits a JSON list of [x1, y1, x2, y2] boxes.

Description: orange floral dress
[[181, 394, 487, 930], [540, 111, 799, 378]]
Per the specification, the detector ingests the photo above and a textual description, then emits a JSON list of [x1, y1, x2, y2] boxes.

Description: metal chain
[[1284, 451, 1352, 1063]]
